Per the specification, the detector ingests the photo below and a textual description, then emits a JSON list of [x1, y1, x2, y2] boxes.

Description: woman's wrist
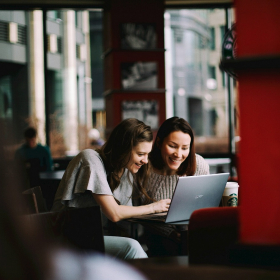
[[151, 202, 156, 213], [146, 202, 155, 214]]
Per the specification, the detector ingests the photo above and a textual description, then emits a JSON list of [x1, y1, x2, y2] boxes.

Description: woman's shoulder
[[72, 149, 104, 168], [79, 149, 97, 155], [195, 153, 210, 175], [78, 149, 100, 160], [195, 153, 206, 163]]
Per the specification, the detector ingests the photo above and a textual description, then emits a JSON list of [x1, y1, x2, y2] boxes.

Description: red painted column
[[235, 0, 280, 244], [103, 0, 166, 136]]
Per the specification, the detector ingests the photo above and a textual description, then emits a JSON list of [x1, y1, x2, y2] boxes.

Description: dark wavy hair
[[24, 127, 37, 138], [149, 117, 196, 176], [97, 118, 153, 200]]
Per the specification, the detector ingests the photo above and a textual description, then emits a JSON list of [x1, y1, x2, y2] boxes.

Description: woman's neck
[[153, 166, 177, 176]]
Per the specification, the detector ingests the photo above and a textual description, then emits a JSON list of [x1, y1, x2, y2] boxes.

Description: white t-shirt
[[51, 150, 133, 230], [52, 149, 133, 210]]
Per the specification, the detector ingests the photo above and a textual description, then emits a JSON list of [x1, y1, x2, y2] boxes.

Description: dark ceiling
[[0, 0, 233, 9]]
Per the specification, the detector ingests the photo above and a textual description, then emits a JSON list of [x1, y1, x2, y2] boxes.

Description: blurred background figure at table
[[88, 128, 105, 150], [139, 117, 210, 257], [14, 126, 53, 172], [0, 125, 148, 280]]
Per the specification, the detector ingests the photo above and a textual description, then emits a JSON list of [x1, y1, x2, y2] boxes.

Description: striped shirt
[[141, 154, 210, 238], [147, 154, 210, 201]]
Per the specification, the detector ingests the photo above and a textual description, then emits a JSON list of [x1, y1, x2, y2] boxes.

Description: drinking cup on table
[[222, 182, 239, 207]]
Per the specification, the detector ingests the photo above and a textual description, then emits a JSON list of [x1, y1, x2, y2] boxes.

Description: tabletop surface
[[39, 170, 65, 180]]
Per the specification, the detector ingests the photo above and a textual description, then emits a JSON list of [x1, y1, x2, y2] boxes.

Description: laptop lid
[[165, 173, 229, 224]]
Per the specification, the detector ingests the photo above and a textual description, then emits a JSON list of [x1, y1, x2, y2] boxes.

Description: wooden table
[[126, 256, 280, 280]]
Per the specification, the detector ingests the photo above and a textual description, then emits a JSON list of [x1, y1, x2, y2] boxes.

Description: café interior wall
[[235, 0, 280, 244], [103, 0, 166, 135]]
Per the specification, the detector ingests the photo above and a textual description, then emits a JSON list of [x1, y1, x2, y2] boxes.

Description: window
[[220, 25, 226, 43], [165, 8, 237, 158], [208, 66, 216, 80], [0, 10, 96, 160], [210, 27, 215, 50]]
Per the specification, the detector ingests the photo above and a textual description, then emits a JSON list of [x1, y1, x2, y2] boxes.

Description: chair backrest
[[25, 206, 105, 253], [25, 158, 41, 188], [188, 207, 239, 266], [22, 186, 48, 214]]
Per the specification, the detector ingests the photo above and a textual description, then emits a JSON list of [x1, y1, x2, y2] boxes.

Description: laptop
[[132, 173, 229, 225]]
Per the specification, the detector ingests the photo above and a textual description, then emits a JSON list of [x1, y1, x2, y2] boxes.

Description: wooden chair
[[25, 206, 105, 253], [22, 186, 48, 214], [188, 207, 239, 266]]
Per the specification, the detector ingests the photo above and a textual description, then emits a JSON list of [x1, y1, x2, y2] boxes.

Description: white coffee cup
[[222, 182, 239, 207]]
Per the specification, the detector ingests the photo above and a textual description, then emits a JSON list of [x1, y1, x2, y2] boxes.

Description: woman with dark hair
[[149, 116, 199, 177], [142, 117, 209, 256], [52, 118, 170, 259]]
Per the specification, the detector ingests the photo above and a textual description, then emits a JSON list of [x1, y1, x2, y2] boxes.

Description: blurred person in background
[[0, 125, 148, 280], [15, 127, 53, 172], [88, 128, 105, 150]]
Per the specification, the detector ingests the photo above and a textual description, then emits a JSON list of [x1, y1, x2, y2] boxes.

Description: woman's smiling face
[[160, 131, 191, 175], [125, 141, 153, 173]]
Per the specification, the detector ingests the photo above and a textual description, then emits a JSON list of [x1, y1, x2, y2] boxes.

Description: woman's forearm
[[113, 204, 154, 222], [92, 193, 170, 222]]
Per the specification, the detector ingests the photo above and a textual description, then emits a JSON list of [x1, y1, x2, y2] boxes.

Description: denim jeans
[[104, 236, 148, 259]]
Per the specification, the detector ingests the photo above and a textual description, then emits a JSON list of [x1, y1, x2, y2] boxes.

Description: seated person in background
[[139, 117, 209, 257], [0, 125, 147, 280], [52, 118, 170, 260], [88, 128, 105, 150], [15, 127, 53, 172]]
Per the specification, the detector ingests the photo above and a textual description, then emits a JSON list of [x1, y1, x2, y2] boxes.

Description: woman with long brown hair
[[52, 118, 170, 259]]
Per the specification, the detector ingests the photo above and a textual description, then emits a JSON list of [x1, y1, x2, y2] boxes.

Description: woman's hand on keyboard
[[151, 199, 171, 213]]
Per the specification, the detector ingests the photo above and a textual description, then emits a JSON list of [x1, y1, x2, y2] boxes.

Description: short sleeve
[[52, 150, 113, 210]]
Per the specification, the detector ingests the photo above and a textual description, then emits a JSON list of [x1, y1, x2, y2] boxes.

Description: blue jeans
[[104, 236, 148, 259]]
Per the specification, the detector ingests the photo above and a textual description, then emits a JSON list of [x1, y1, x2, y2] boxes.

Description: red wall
[[103, 0, 166, 136], [103, 0, 165, 51], [236, 0, 280, 244], [236, 0, 280, 57], [104, 52, 166, 91]]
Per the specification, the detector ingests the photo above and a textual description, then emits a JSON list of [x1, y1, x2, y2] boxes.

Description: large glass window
[[89, 10, 105, 139], [0, 10, 29, 158], [165, 8, 237, 162], [0, 9, 95, 161], [1, 6, 237, 174]]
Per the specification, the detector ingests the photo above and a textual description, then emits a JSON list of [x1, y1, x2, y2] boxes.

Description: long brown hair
[[149, 117, 196, 176], [97, 118, 153, 200]]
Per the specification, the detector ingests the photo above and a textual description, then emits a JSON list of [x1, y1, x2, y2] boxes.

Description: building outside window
[[164, 8, 238, 159], [0, 10, 93, 159], [0, 7, 238, 170]]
